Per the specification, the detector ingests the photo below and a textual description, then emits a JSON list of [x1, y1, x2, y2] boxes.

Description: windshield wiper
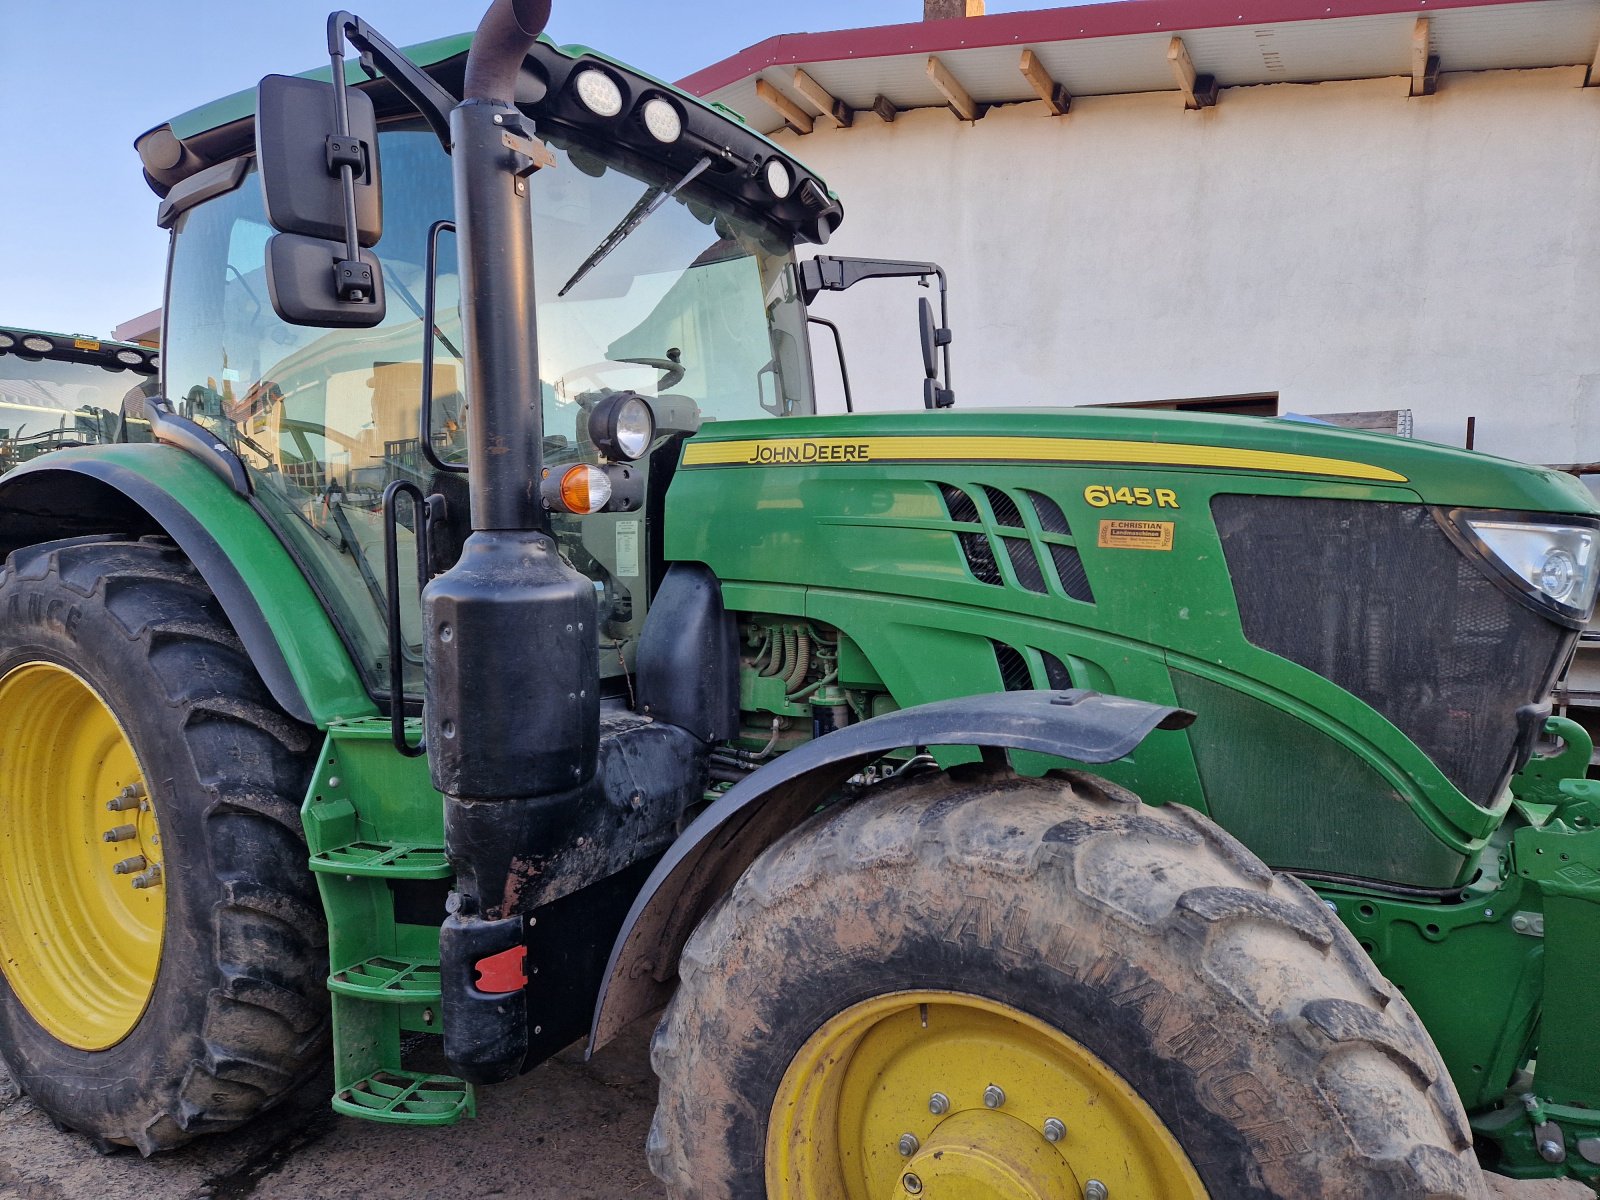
[[558, 156, 713, 298]]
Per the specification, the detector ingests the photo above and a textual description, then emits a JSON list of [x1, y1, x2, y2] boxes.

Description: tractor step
[[301, 721, 471, 1128], [328, 954, 442, 1002], [332, 1068, 475, 1126], [308, 840, 451, 878]]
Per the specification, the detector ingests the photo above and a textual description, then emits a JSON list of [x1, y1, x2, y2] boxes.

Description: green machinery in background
[[0, 2, 1595, 1195], [0, 328, 156, 471]]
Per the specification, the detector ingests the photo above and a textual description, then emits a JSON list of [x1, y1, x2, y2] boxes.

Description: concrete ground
[[0, 1022, 1592, 1199]]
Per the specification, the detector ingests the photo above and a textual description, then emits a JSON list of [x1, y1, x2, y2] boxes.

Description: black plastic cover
[[635, 563, 738, 743], [439, 911, 527, 1083], [424, 530, 599, 798]]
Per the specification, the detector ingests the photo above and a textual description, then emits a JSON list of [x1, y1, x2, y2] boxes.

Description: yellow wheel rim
[[0, 663, 165, 1050], [767, 991, 1209, 1200]]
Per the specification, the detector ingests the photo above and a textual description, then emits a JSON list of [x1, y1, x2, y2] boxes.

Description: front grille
[[1214, 495, 1573, 806]]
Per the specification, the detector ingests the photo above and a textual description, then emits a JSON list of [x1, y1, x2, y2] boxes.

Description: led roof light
[[574, 69, 624, 118], [0, 333, 14, 350], [764, 158, 793, 200], [20, 336, 53, 354], [641, 97, 682, 144], [115, 349, 146, 366]]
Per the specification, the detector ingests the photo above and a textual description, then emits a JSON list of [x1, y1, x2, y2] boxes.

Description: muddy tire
[[0, 536, 327, 1154], [649, 765, 1485, 1199]]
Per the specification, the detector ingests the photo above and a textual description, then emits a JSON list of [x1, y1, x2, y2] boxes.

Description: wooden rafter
[[1411, 17, 1439, 96], [793, 68, 853, 129], [926, 55, 983, 122], [1019, 49, 1071, 116], [1167, 36, 1218, 109], [755, 78, 814, 135], [871, 94, 898, 123]]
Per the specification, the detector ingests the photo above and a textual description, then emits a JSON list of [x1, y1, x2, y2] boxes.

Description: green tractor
[[0, 328, 157, 472], [0, 1, 1596, 1195]]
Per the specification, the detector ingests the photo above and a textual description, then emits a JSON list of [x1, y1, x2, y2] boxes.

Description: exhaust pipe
[[425, 0, 601, 1084]]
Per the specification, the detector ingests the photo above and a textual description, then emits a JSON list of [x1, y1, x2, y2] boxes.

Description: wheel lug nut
[[131, 864, 163, 890], [103, 825, 138, 843], [112, 856, 148, 875], [983, 1084, 1006, 1109], [928, 1092, 949, 1116], [902, 1173, 923, 1195], [897, 1132, 919, 1157], [106, 784, 145, 812], [1043, 1117, 1066, 1142], [1085, 1181, 1109, 1200]]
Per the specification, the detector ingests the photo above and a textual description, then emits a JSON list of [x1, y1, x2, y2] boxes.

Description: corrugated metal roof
[[684, 0, 1600, 134]]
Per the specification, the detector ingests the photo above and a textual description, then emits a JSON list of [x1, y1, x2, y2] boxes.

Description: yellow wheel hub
[[767, 991, 1208, 1200], [0, 663, 165, 1050]]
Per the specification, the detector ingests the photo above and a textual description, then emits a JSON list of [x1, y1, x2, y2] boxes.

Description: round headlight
[[20, 336, 53, 353], [115, 349, 145, 366], [589, 392, 657, 462], [641, 97, 682, 144], [1539, 548, 1579, 604], [574, 69, 624, 118], [0, 333, 14, 349], [764, 158, 793, 199]]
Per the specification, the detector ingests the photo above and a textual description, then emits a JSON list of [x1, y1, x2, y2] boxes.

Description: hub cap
[[0, 663, 165, 1049], [767, 991, 1208, 1199]]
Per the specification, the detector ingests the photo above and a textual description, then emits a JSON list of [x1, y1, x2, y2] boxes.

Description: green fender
[[0, 444, 376, 727]]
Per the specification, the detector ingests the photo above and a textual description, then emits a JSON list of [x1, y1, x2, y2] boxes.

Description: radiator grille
[[1213, 495, 1572, 806]]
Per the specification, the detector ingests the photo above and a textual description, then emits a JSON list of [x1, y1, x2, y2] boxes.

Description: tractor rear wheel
[[649, 765, 1486, 1199], [0, 536, 326, 1153]]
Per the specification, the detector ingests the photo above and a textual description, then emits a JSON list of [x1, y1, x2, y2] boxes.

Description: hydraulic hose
[[784, 633, 811, 692]]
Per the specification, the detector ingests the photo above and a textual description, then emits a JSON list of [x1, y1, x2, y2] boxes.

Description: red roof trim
[[679, 0, 1537, 95]]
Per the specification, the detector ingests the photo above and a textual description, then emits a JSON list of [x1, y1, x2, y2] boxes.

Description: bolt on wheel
[[0, 662, 165, 1051]]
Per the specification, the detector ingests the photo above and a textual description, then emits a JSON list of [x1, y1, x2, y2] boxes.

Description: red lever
[[473, 944, 527, 994]]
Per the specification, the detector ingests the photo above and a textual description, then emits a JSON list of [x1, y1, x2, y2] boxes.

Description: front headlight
[[1462, 516, 1600, 624]]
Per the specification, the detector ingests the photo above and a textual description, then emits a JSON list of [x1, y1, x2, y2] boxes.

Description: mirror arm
[[328, 11, 459, 152], [322, 13, 376, 303]]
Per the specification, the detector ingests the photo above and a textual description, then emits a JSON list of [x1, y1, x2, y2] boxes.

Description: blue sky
[[0, 0, 1059, 339]]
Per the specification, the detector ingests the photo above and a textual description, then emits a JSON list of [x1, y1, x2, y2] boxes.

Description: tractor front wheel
[[649, 765, 1486, 1199], [0, 536, 326, 1153]]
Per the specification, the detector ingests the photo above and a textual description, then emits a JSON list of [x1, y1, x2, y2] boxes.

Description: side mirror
[[257, 73, 382, 243], [918, 296, 954, 408], [256, 73, 387, 327]]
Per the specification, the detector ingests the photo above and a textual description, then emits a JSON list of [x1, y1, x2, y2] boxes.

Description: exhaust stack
[[424, 0, 601, 1083]]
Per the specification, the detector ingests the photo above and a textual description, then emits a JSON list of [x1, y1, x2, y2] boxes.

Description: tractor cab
[[144, 40, 838, 698]]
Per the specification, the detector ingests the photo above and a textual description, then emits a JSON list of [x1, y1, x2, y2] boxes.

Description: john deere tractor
[[0, 328, 156, 472], [1, 2, 1596, 1195]]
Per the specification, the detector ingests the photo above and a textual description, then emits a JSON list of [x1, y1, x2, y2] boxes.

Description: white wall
[[783, 67, 1600, 466]]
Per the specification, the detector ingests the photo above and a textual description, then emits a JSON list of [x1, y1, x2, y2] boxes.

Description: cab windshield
[[164, 125, 812, 698], [0, 352, 152, 472]]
